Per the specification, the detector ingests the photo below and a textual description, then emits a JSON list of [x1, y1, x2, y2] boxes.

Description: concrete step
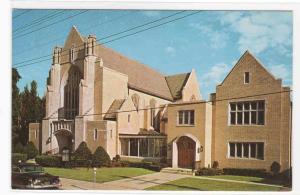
[[161, 167, 195, 175]]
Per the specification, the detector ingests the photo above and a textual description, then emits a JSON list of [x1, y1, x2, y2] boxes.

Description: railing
[[52, 119, 74, 134]]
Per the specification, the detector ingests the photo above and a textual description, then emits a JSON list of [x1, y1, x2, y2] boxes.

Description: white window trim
[[244, 72, 250, 84], [228, 100, 265, 126], [177, 110, 195, 126], [227, 142, 265, 160]]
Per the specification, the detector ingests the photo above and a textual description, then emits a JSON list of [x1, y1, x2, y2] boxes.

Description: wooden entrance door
[[177, 136, 196, 169]]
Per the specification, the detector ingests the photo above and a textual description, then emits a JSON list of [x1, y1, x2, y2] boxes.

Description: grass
[[45, 167, 154, 183], [146, 177, 282, 191], [205, 175, 264, 183]]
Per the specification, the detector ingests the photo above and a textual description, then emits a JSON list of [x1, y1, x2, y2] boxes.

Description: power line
[[13, 10, 89, 40], [13, 10, 31, 19], [22, 90, 292, 121], [13, 11, 197, 68], [13, 11, 184, 66], [13, 11, 136, 57], [13, 10, 66, 34]]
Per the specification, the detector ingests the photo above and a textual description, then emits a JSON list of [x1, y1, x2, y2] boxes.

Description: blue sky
[[12, 10, 293, 100]]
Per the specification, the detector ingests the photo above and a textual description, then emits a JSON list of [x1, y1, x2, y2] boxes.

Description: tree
[[12, 68, 21, 145], [92, 146, 111, 167], [25, 142, 38, 159], [73, 142, 92, 160]]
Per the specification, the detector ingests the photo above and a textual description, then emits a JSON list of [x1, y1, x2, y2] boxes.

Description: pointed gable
[[63, 26, 85, 50], [219, 50, 278, 87], [165, 73, 190, 100]]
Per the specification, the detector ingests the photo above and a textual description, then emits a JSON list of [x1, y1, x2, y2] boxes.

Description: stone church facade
[[29, 26, 291, 172]]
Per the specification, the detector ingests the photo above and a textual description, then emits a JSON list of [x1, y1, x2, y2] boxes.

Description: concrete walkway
[[60, 172, 188, 190], [192, 176, 284, 188]]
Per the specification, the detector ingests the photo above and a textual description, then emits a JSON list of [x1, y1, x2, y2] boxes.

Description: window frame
[[93, 128, 98, 141], [177, 110, 195, 126], [228, 100, 265, 126], [228, 142, 265, 160], [244, 72, 250, 84]]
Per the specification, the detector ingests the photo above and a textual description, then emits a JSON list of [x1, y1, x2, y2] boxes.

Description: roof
[[64, 27, 192, 102], [165, 73, 190, 100], [96, 44, 174, 101], [104, 99, 125, 120]]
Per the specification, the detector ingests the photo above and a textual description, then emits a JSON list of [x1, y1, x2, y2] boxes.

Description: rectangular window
[[244, 72, 250, 84], [177, 110, 195, 125], [229, 142, 264, 160], [128, 114, 131, 123], [93, 129, 98, 141], [229, 100, 265, 125], [229, 143, 235, 157], [236, 143, 242, 157]]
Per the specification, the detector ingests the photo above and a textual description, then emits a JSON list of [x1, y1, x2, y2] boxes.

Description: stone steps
[[161, 167, 195, 175]]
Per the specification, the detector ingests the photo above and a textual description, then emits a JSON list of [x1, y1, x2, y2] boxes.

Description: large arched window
[[131, 93, 140, 111], [64, 66, 82, 119]]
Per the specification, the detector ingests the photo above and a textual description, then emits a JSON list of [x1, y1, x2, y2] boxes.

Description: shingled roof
[[165, 73, 191, 100], [104, 99, 125, 120], [68, 27, 190, 102], [96, 44, 174, 101]]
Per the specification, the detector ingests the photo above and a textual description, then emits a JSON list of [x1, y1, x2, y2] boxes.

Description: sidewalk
[[60, 172, 188, 190]]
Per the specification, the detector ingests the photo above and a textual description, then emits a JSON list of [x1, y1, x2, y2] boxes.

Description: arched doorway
[[177, 136, 196, 169]]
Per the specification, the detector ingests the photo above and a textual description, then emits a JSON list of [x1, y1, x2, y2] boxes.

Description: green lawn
[[45, 167, 154, 183], [205, 175, 264, 183], [146, 177, 282, 191]]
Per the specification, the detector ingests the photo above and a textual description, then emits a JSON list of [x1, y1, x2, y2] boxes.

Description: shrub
[[270, 161, 281, 175], [12, 153, 27, 164], [115, 155, 121, 162], [13, 143, 25, 154], [74, 142, 92, 162], [196, 168, 223, 176], [212, 161, 219, 169], [223, 168, 268, 177], [35, 155, 61, 167], [92, 146, 111, 167], [25, 142, 38, 159]]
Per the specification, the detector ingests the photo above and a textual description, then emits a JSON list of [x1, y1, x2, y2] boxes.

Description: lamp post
[[93, 167, 97, 189]]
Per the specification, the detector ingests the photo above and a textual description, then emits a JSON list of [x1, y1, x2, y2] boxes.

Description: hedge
[[196, 168, 223, 176], [92, 146, 111, 167], [12, 153, 27, 165], [223, 168, 268, 177], [35, 155, 61, 167], [25, 142, 39, 159]]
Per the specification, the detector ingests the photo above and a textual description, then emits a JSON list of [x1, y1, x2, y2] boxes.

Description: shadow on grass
[[114, 175, 202, 191]]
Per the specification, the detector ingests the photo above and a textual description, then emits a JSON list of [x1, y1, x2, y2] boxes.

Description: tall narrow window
[[128, 114, 131, 123], [244, 72, 250, 84], [94, 129, 98, 141]]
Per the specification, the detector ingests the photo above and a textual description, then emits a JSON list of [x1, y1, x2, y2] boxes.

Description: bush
[[115, 155, 121, 162], [92, 146, 111, 167], [270, 161, 281, 175], [223, 168, 268, 177], [13, 143, 25, 154], [12, 153, 27, 164], [74, 142, 92, 162], [196, 168, 223, 176], [212, 161, 219, 169], [35, 155, 61, 167], [25, 142, 38, 159]]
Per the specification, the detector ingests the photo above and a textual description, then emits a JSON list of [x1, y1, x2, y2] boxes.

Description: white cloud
[[200, 63, 230, 87], [165, 46, 176, 56], [141, 11, 161, 17], [190, 23, 228, 49], [218, 12, 292, 55], [268, 64, 291, 82]]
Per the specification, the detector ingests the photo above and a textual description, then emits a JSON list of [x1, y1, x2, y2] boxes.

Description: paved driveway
[[60, 172, 188, 190]]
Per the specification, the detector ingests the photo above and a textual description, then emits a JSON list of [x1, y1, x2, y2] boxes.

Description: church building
[[29, 26, 291, 172]]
